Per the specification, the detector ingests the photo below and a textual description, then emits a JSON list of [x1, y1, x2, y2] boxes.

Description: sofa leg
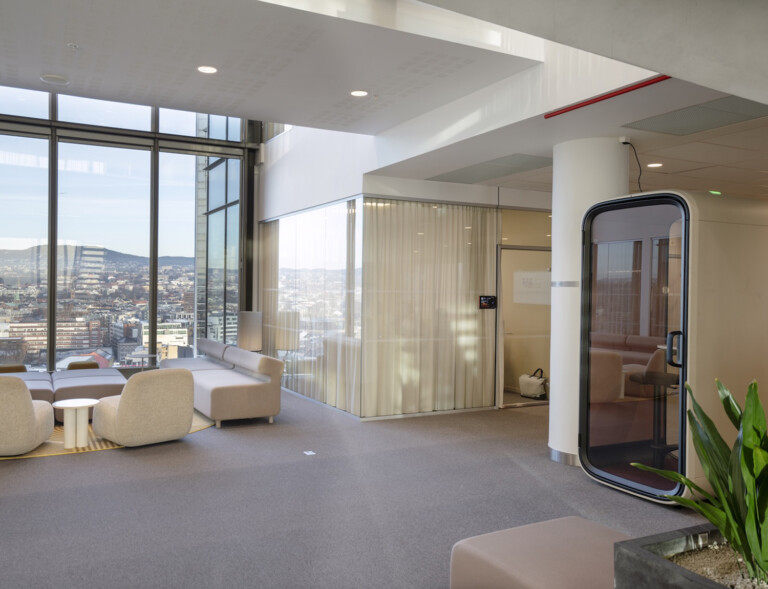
[[215, 420, 221, 428], [269, 416, 274, 424]]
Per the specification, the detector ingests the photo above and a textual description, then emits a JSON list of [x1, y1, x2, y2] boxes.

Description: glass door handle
[[666, 331, 684, 368]]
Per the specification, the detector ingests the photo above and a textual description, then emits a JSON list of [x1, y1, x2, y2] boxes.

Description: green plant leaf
[[742, 383, 767, 451], [688, 386, 732, 472], [729, 435, 748, 523], [760, 481, 768, 566], [687, 408, 731, 499], [631, 462, 716, 502], [717, 378, 743, 429]]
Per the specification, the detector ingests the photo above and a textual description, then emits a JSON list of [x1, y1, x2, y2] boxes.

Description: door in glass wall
[[580, 197, 686, 499], [56, 142, 150, 369], [499, 248, 551, 407], [0, 134, 49, 370]]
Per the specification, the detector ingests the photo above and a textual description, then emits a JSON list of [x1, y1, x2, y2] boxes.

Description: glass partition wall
[[261, 197, 497, 418], [0, 86, 251, 370]]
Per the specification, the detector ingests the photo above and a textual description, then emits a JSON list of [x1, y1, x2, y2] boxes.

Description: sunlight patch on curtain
[[361, 199, 497, 417]]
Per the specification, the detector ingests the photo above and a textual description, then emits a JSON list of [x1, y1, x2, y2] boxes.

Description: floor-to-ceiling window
[[198, 157, 241, 345], [56, 142, 151, 367], [0, 134, 49, 370], [0, 86, 253, 370]]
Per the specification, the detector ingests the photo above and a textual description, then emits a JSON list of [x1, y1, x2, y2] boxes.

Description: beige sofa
[[161, 339, 284, 428]]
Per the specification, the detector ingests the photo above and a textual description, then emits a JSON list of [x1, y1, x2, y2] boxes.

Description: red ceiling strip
[[544, 75, 672, 119]]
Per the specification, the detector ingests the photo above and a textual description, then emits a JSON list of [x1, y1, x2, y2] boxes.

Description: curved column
[[548, 137, 628, 464]]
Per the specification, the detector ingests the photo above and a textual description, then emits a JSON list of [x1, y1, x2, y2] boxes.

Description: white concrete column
[[549, 137, 628, 464]]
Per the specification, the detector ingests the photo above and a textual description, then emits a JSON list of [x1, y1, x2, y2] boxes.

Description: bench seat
[[450, 516, 629, 589]]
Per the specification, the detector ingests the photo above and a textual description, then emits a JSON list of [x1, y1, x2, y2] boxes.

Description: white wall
[[259, 126, 378, 221]]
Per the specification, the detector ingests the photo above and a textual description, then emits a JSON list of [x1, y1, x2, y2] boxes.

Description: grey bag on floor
[[519, 368, 547, 399]]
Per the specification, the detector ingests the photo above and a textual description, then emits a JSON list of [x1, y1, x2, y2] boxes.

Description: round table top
[[52, 398, 100, 409]]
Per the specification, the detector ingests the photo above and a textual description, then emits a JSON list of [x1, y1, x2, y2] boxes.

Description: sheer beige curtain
[[258, 220, 280, 357], [361, 199, 497, 417]]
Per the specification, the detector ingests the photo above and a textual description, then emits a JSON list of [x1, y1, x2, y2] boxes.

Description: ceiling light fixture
[[39, 73, 70, 86], [350, 90, 368, 97], [197, 66, 218, 74], [647, 162, 663, 168]]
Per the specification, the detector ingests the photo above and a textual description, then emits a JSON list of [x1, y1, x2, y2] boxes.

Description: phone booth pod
[[579, 190, 768, 502]]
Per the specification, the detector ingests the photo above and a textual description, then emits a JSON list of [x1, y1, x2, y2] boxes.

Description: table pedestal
[[52, 398, 99, 449]]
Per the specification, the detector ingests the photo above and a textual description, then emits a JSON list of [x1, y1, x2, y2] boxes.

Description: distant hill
[[0, 245, 193, 267]]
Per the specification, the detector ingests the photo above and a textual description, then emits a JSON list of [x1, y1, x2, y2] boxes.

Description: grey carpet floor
[[0, 390, 703, 589]]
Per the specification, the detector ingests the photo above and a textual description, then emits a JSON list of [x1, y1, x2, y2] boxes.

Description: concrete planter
[[614, 523, 727, 588]]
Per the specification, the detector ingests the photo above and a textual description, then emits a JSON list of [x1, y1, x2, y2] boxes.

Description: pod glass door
[[580, 195, 687, 499]]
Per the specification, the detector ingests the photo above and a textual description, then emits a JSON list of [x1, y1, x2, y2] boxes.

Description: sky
[[0, 136, 201, 257], [0, 85, 236, 257]]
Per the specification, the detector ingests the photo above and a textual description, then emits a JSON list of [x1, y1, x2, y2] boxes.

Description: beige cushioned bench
[[160, 338, 234, 372], [161, 339, 284, 428], [450, 516, 629, 589]]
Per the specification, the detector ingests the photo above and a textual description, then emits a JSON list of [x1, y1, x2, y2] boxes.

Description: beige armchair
[[0, 376, 54, 456], [92, 369, 194, 447]]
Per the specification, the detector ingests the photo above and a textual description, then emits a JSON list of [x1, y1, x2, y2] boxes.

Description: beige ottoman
[[449, 516, 629, 589]]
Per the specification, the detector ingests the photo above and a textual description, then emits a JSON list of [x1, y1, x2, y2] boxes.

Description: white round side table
[[52, 398, 100, 449]]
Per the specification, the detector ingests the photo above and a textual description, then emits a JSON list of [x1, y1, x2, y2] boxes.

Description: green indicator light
[[709, 190, 722, 195]]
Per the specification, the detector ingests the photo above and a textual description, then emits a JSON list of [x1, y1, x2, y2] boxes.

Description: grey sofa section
[[161, 338, 284, 427], [3, 371, 55, 403], [0, 368, 128, 421], [51, 368, 127, 421]]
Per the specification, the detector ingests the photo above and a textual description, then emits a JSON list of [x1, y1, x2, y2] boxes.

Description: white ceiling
[[0, 0, 536, 135], [0, 0, 766, 199]]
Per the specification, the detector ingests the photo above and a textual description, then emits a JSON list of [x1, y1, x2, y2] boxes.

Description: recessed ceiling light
[[350, 90, 368, 97], [197, 66, 217, 74], [647, 162, 663, 168], [40, 73, 70, 86]]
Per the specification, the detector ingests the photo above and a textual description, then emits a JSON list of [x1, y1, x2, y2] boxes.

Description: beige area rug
[[1, 410, 215, 460]]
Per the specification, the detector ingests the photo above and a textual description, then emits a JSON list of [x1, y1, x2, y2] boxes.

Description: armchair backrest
[[0, 376, 34, 424], [115, 369, 194, 439], [0, 376, 36, 449]]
